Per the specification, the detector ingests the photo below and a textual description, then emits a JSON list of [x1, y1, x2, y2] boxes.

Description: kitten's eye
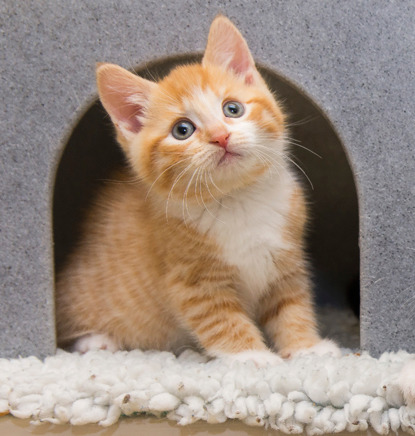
[[172, 120, 195, 140], [223, 101, 245, 118]]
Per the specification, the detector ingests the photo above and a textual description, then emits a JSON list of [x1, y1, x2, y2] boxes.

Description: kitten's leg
[[71, 333, 120, 353], [175, 286, 282, 367], [258, 272, 340, 358]]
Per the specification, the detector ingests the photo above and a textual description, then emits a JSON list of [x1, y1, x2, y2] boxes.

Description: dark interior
[[53, 54, 360, 347]]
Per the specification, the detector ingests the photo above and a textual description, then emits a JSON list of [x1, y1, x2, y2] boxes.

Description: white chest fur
[[196, 171, 295, 303]]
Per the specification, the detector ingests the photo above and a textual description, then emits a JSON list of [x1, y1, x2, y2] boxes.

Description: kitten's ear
[[96, 63, 156, 142], [203, 15, 258, 85]]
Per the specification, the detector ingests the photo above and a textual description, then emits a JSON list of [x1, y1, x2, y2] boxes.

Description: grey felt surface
[[1, 1, 414, 358]]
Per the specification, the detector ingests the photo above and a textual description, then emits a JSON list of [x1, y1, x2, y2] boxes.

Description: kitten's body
[[57, 166, 305, 352], [56, 16, 338, 365]]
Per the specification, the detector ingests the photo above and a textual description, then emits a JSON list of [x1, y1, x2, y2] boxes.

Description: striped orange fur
[[55, 16, 338, 365]]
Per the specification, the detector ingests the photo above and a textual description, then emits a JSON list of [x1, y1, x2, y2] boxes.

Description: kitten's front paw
[[282, 339, 341, 359], [224, 349, 283, 368], [398, 360, 415, 405], [72, 333, 120, 353]]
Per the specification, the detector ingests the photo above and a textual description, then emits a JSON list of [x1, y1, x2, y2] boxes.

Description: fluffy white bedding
[[1, 347, 415, 434]]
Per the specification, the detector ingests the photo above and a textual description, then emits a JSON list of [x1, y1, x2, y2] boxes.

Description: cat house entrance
[[53, 54, 359, 349]]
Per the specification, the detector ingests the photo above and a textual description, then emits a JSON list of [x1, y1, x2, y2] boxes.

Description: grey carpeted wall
[[1, 1, 414, 358]]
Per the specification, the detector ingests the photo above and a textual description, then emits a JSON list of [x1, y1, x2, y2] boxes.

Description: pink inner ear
[[245, 73, 254, 85], [203, 18, 257, 83], [113, 100, 143, 134], [98, 65, 154, 136], [127, 111, 143, 133], [102, 83, 146, 135], [228, 52, 255, 85], [227, 39, 252, 76]]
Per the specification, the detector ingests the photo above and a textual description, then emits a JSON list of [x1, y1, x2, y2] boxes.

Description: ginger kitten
[[55, 15, 339, 366]]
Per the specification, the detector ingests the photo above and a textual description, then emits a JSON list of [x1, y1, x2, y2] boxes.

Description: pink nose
[[210, 132, 230, 149]]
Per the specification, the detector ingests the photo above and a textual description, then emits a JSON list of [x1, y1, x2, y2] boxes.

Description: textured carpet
[[1, 344, 415, 434]]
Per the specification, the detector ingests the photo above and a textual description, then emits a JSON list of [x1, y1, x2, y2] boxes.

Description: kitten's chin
[[217, 150, 241, 167], [210, 163, 271, 198]]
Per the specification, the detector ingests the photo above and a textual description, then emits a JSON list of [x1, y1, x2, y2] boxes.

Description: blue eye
[[223, 101, 245, 118], [172, 120, 195, 140]]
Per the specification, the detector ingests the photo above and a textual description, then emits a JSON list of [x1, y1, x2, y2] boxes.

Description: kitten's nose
[[210, 132, 230, 149]]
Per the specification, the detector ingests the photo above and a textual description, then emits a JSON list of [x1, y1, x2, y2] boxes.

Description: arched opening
[[53, 54, 359, 349]]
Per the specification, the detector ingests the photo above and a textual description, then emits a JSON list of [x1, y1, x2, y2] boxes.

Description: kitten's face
[[134, 63, 286, 201], [97, 16, 286, 202]]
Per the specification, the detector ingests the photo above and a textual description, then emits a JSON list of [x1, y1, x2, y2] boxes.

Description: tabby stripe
[[260, 295, 301, 325], [203, 324, 260, 350], [196, 317, 228, 336], [183, 298, 241, 319]]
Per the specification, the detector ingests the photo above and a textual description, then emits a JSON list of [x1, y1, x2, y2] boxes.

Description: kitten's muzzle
[[217, 148, 241, 166]]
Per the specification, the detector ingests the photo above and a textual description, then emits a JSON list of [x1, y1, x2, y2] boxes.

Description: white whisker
[[182, 166, 199, 223], [204, 171, 224, 207], [253, 149, 283, 176], [252, 143, 313, 189], [197, 165, 225, 225], [146, 157, 192, 201], [284, 155, 314, 190], [194, 167, 204, 209], [165, 161, 194, 221], [286, 139, 322, 159], [285, 115, 318, 128]]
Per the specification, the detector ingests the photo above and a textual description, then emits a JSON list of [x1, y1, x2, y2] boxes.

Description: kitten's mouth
[[217, 150, 241, 166]]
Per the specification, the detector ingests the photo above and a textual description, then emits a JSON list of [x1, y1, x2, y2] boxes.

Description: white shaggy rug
[[2, 347, 415, 434]]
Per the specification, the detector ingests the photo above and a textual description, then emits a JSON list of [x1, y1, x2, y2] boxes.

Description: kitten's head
[[97, 16, 286, 202]]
